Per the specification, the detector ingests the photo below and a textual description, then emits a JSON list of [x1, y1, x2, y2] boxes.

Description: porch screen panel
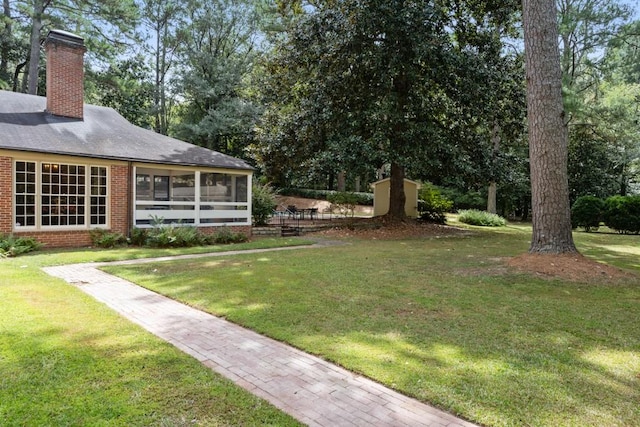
[[235, 176, 248, 202], [14, 161, 36, 227], [90, 166, 108, 225], [200, 173, 232, 202]]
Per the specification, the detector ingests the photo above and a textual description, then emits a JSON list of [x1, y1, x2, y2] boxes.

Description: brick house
[[0, 30, 253, 248]]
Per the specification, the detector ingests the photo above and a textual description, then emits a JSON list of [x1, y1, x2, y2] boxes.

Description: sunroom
[[134, 166, 251, 228]]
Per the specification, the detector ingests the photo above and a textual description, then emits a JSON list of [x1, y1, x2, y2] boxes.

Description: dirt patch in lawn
[[507, 253, 634, 283], [313, 217, 471, 239]]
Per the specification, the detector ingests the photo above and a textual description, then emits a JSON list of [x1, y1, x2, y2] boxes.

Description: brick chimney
[[43, 30, 87, 119]]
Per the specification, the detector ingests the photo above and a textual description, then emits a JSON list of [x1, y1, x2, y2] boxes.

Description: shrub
[[571, 196, 604, 232], [89, 229, 127, 248], [210, 227, 249, 244], [326, 192, 360, 217], [418, 183, 454, 224], [458, 209, 506, 227], [439, 187, 486, 210], [603, 195, 640, 234], [0, 234, 42, 257], [252, 183, 277, 226], [139, 216, 204, 248], [129, 227, 148, 246], [131, 216, 248, 247], [146, 224, 205, 248]]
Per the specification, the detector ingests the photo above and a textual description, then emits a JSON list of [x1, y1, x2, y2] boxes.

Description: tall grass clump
[[458, 209, 506, 227]]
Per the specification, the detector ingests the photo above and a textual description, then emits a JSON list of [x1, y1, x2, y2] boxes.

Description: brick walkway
[[44, 248, 478, 427]]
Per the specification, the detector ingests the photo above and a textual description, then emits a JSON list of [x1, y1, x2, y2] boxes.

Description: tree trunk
[[487, 122, 501, 214], [523, 0, 577, 253], [388, 163, 406, 220], [487, 182, 497, 214], [158, 16, 169, 135], [337, 171, 346, 192], [1, 0, 11, 82], [153, 21, 162, 133], [13, 61, 26, 92], [27, 0, 45, 95]]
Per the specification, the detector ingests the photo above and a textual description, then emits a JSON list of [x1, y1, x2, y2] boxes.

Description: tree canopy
[[1, 0, 638, 218], [253, 0, 523, 219]]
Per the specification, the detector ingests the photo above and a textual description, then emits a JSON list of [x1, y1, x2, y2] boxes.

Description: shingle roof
[[0, 90, 253, 171]]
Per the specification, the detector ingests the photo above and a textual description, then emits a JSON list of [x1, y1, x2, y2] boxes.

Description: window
[[41, 163, 86, 226], [200, 173, 232, 202], [172, 174, 195, 201], [136, 174, 151, 200], [14, 161, 36, 227], [90, 166, 108, 225], [14, 161, 108, 229]]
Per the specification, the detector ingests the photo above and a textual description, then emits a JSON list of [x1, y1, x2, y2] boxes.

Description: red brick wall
[[15, 230, 92, 248], [110, 164, 130, 235], [44, 39, 86, 119], [199, 225, 253, 238], [0, 156, 13, 234]]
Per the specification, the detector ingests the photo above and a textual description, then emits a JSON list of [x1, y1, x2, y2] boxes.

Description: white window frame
[[13, 160, 110, 231]]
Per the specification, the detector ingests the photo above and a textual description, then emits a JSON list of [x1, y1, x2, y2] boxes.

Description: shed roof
[[370, 178, 422, 188], [0, 90, 252, 171]]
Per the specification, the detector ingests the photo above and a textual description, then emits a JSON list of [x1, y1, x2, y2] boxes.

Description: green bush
[[132, 217, 248, 247], [89, 229, 127, 248], [418, 183, 454, 224], [458, 209, 507, 227], [139, 216, 204, 248], [439, 188, 486, 210], [252, 183, 277, 226], [571, 196, 604, 232], [603, 195, 640, 234], [145, 224, 205, 248], [0, 234, 42, 257], [326, 192, 360, 217], [210, 227, 249, 244], [129, 227, 148, 246]]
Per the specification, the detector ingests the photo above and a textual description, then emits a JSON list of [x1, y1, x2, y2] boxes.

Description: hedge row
[[278, 188, 374, 206], [571, 195, 640, 234]]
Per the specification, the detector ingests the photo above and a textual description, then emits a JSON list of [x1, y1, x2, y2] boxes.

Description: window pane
[[200, 173, 231, 202], [154, 176, 170, 201], [172, 174, 195, 201], [136, 174, 151, 200], [89, 167, 108, 225], [14, 162, 36, 228]]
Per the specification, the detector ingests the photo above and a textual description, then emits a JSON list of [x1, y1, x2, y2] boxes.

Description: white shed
[[371, 178, 421, 218]]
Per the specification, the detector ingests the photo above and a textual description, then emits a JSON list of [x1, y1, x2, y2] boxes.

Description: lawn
[[0, 238, 306, 426], [103, 225, 640, 427]]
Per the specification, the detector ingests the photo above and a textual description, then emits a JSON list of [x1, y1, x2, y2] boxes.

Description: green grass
[[28, 236, 312, 266], [104, 226, 640, 427], [0, 238, 307, 426]]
